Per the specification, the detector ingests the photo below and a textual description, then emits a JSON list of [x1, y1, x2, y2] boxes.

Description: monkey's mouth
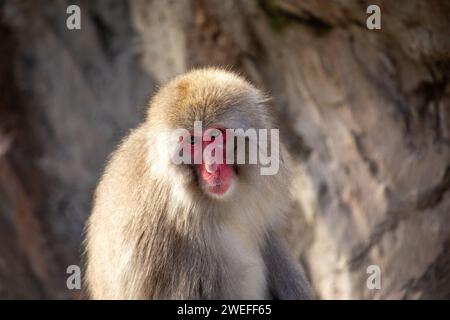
[[195, 163, 237, 198]]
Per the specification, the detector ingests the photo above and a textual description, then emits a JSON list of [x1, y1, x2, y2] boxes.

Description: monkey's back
[[85, 125, 154, 299]]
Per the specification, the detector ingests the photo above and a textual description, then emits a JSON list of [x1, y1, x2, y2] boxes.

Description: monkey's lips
[[199, 162, 234, 196]]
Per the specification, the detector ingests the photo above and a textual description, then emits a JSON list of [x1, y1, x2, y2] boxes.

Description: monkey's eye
[[190, 136, 199, 145], [210, 130, 221, 140]]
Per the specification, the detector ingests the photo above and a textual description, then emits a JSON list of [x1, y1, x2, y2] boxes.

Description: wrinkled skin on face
[[179, 127, 234, 197]]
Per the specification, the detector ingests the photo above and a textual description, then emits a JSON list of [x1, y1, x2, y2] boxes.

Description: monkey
[[84, 68, 312, 300]]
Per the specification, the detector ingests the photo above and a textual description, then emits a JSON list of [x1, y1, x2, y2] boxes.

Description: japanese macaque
[[85, 68, 312, 299]]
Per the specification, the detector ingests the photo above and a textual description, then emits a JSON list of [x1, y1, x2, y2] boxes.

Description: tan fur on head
[[148, 68, 271, 129], [146, 68, 288, 231]]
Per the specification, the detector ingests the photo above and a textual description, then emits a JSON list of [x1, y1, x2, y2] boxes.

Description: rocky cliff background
[[0, 0, 449, 299]]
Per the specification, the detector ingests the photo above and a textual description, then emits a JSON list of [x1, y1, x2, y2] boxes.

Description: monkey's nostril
[[205, 162, 218, 173]]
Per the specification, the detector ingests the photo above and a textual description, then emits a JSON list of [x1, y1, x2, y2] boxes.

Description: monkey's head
[[146, 68, 289, 207]]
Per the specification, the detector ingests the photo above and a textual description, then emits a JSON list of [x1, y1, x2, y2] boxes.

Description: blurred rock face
[[0, 0, 449, 299]]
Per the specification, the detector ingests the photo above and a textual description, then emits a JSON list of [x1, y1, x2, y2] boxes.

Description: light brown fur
[[85, 68, 311, 299]]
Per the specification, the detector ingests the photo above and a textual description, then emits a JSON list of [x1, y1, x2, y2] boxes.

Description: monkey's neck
[[163, 199, 270, 253]]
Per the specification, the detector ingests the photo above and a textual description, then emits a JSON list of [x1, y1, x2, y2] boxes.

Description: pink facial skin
[[199, 127, 233, 196], [199, 161, 233, 196], [182, 127, 234, 197]]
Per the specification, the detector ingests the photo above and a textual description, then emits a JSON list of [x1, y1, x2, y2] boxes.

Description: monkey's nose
[[205, 162, 218, 173]]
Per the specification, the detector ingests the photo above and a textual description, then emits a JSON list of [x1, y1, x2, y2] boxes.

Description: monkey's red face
[[181, 127, 235, 198]]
